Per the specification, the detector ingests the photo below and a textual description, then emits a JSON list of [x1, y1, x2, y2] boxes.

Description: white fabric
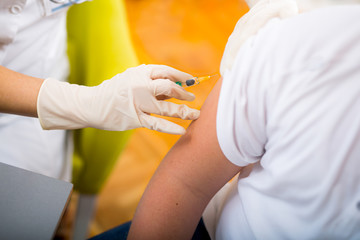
[[215, 6, 360, 239], [0, 0, 87, 180], [220, 0, 299, 76], [245, 0, 360, 11], [296, 0, 360, 12], [37, 64, 200, 135], [220, 0, 360, 76]]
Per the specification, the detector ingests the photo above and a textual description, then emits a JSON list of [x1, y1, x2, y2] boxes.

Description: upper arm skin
[[128, 78, 243, 240]]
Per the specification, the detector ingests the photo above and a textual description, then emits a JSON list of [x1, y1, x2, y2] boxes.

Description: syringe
[[176, 75, 215, 88]]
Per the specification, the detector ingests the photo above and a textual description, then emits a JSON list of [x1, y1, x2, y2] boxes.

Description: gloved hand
[[37, 64, 200, 135], [220, 0, 298, 75]]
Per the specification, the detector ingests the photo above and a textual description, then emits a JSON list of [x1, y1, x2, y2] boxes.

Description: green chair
[[67, 0, 139, 238]]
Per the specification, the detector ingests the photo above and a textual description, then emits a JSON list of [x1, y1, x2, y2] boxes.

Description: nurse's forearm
[[0, 66, 43, 117]]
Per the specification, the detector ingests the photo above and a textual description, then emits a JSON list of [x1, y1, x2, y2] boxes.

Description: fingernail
[[178, 129, 186, 135], [171, 127, 186, 135], [190, 110, 200, 119]]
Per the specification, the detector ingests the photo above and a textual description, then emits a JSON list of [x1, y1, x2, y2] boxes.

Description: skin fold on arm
[[0, 66, 43, 117], [128, 78, 243, 240]]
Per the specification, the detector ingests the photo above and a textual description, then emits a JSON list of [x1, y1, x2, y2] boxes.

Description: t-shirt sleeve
[[216, 43, 267, 167]]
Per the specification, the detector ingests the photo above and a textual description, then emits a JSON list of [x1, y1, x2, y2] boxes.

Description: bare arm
[[0, 66, 44, 117], [128, 78, 243, 240]]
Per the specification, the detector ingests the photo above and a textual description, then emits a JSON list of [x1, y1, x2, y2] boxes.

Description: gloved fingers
[[139, 114, 186, 135], [146, 64, 193, 83], [141, 101, 200, 120], [150, 79, 196, 101]]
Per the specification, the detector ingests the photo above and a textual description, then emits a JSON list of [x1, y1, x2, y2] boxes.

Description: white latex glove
[[220, 0, 298, 76], [37, 64, 200, 135]]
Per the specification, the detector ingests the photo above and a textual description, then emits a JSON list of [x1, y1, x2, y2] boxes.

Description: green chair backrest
[[67, 0, 139, 194]]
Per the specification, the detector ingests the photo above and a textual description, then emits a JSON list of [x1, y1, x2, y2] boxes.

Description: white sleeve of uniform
[[216, 41, 267, 167]]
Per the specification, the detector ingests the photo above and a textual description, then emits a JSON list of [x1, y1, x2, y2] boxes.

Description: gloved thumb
[[139, 113, 187, 135]]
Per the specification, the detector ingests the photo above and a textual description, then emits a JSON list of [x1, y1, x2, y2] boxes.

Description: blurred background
[[60, 0, 249, 239]]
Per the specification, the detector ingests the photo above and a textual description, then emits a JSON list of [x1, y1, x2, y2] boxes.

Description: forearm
[[0, 64, 200, 133], [0, 65, 43, 117]]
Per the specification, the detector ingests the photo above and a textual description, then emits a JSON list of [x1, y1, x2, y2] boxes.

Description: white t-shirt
[[216, 6, 360, 240], [0, 0, 87, 180]]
